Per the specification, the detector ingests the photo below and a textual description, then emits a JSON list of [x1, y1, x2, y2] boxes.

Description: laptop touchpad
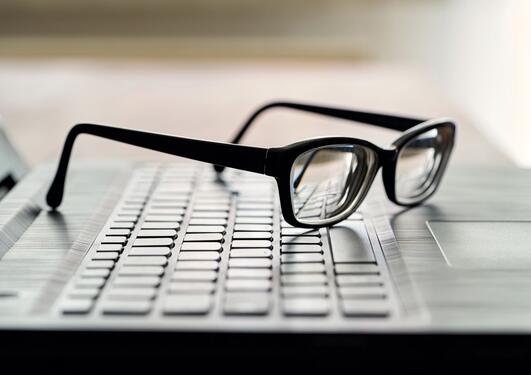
[[427, 221, 531, 269]]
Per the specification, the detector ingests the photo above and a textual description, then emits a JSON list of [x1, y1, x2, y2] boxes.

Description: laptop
[[1, 121, 531, 361]]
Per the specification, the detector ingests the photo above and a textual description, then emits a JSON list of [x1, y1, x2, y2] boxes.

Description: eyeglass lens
[[395, 126, 451, 204], [290, 144, 378, 225]]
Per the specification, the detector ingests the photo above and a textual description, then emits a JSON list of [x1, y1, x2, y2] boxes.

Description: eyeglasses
[[46, 101, 456, 228]]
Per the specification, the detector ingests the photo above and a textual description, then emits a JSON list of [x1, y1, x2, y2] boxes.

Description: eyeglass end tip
[[45, 191, 61, 210]]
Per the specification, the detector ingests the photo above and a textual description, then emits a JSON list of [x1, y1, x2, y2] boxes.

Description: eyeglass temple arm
[[214, 101, 426, 173], [46, 123, 268, 209]]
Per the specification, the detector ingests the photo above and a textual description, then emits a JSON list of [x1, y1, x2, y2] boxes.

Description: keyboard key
[[336, 275, 383, 287], [225, 279, 272, 292], [234, 224, 272, 232], [137, 229, 178, 238], [122, 203, 144, 209], [76, 277, 106, 289], [235, 217, 273, 225], [124, 256, 168, 266], [117, 209, 141, 217], [223, 293, 271, 315], [191, 211, 228, 219], [101, 236, 128, 245], [163, 295, 212, 315], [282, 285, 329, 297], [230, 249, 273, 258], [133, 238, 174, 247], [340, 300, 390, 317], [231, 240, 272, 249], [153, 191, 190, 198], [236, 210, 273, 217], [178, 251, 221, 261], [335, 264, 380, 275], [237, 203, 274, 210], [172, 271, 218, 282], [281, 244, 323, 254], [106, 288, 157, 300], [281, 253, 324, 263], [145, 215, 183, 222], [282, 236, 321, 245], [114, 215, 138, 223], [113, 276, 161, 287], [124, 199, 146, 205], [232, 232, 273, 240], [124, 197, 147, 204], [193, 197, 230, 205], [61, 299, 94, 315], [146, 208, 185, 216], [329, 224, 375, 263], [181, 242, 222, 252], [141, 222, 180, 230], [227, 268, 272, 279], [119, 200, 144, 208], [149, 201, 187, 209], [102, 300, 152, 315], [229, 259, 272, 269], [98, 244, 123, 252], [129, 247, 171, 257], [86, 260, 115, 269], [282, 298, 330, 316], [92, 252, 120, 261], [193, 204, 230, 211], [168, 282, 216, 294], [151, 198, 188, 206], [68, 288, 100, 299], [82, 269, 111, 278], [281, 227, 320, 236], [281, 274, 327, 285], [338, 286, 387, 300], [110, 222, 136, 229], [106, 229, 131, 237], [280, 263, 325, 274], [189, 218, 227, 226], [184, 233, 224, 242], [175, 261, 219, 271], [238, 197, 273, 204], [186, 225, 225, 233], [118, 266, 165, 276]]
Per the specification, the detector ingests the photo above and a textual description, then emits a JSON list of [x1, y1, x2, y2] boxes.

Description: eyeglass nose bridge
[[380, 147, 403, 205], [379, 147, 399, 166]]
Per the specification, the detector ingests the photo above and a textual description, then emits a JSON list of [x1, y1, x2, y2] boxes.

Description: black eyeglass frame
[[46, 101, 455, 228], [264, 119, 455, 227]]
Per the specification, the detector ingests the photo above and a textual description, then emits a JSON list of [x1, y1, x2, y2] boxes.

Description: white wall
[[367, 0, 531, 167], [445, 0, 531, 167]]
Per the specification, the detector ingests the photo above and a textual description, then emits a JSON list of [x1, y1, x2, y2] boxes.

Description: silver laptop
[[1, 123, 530, 342]]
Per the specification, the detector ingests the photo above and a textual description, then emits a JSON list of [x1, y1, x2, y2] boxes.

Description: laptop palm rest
[[427, 221, 531, 269]]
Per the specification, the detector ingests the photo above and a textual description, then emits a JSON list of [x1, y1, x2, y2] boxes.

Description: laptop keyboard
[[58, 163, 396, 321]]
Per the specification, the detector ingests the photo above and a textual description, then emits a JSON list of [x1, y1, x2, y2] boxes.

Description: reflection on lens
[[395, 126, 452, 204], [291, 144, 378, 225]]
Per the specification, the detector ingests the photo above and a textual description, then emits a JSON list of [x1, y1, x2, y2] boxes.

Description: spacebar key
[[101, 300, 152, 315], [328, 222, 375, 263]]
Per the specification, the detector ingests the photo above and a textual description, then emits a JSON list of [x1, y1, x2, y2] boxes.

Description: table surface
[[0, 59, 511, 168]]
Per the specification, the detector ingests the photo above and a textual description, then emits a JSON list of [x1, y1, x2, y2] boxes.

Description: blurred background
[[0, 0, 529, 167]]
